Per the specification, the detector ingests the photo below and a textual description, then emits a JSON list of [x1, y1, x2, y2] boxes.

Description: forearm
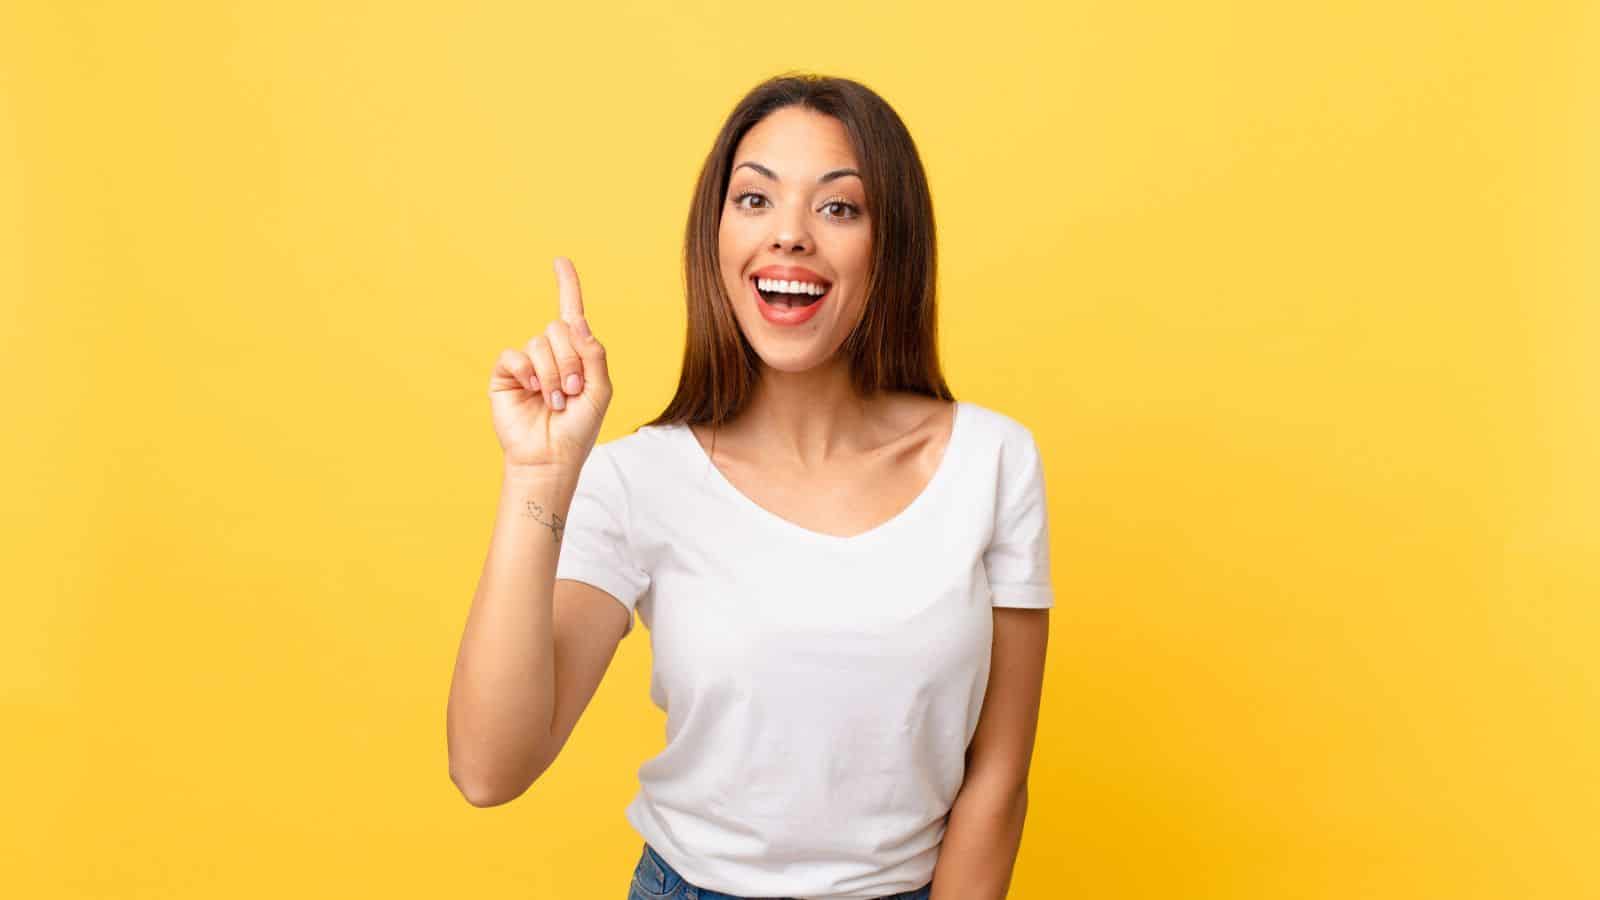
[[929, 786, 1029, 900], [446, 465, 577, 805]]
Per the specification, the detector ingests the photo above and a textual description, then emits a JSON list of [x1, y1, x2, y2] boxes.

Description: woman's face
[[718, 106, 872, 374]]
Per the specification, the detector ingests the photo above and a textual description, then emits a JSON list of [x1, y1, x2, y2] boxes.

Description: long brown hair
[[638, 72, 953, 431]]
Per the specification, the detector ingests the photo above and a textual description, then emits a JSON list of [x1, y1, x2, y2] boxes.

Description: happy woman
[[448, 73, 1054, 900]]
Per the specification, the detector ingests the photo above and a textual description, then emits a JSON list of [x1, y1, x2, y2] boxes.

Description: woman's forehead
[[734, 108, 859, 177]]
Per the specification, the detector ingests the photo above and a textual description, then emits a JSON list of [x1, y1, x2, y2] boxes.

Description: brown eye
[[822, 200, 861, 220], [733, 191, 768, 209]]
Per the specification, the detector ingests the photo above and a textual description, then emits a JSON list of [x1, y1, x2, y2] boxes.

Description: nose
[[769, 204, 812, 253]]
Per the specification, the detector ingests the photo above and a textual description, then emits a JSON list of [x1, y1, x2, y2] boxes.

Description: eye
[[821, 199, 862, 220], [732, 191, 769, 209]]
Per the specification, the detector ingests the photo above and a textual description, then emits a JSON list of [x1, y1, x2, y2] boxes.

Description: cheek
[[718, 221, 751, 269], [716, 231, 738, 280], [829, 225, 871, 268]]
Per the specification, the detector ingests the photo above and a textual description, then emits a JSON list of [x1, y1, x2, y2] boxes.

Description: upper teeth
[[758, 278, 826, 296]]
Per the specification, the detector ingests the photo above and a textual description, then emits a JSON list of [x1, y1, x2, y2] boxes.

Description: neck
[[738, 357, 876, 467]]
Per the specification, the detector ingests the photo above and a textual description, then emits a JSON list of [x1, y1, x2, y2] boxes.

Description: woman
[[448, 74, 1053, 900]]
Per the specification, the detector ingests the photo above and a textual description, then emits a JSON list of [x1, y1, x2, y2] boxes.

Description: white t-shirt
[[555, 399, 1053, 900]]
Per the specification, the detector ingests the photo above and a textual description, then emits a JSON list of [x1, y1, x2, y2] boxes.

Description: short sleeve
[[554, 444, 652, 637], [983, 428, 1055, 609]]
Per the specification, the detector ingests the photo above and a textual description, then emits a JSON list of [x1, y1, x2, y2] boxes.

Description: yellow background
[[4, 1, 1596, 897]]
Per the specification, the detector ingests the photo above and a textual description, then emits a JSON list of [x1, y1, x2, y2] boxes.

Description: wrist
[[502, 462, 580, 492]]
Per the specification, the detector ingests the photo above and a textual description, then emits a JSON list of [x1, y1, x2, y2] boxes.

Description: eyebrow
[[734, 161, 861, 184]]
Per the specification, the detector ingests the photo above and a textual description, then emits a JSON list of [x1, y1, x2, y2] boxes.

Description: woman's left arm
[[929, 606, 1050, 900]]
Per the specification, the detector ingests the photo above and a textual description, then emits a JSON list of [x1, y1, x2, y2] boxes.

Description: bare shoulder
[[877, 390, 956, 431], [874, 391, 958, 451]]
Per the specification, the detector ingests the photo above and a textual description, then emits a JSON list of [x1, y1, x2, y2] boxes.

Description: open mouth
[[751, 275, 831, 309]]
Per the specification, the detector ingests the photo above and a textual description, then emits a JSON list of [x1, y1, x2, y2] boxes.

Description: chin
[[750, 340, 850, 375], [761, 358, 825, 375]]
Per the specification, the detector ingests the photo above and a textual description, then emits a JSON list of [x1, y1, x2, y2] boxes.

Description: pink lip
[[750, 274, 828, 327], [751, 264, 832, 285]]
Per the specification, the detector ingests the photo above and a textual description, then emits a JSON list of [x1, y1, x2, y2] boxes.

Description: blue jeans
[[629, 842, 934, 900]]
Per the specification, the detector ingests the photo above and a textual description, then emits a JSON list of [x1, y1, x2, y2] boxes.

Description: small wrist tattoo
[[523, 499, 564, 543]]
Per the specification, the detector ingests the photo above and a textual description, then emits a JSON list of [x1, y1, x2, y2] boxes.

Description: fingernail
[[574, 316, 592, 339], [550, 391, 565, 410], [528, 375, 539, 391], [565, 373, 582, 394]]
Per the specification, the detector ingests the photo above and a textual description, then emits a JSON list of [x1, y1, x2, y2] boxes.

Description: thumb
[[572, 315, 612, 393]]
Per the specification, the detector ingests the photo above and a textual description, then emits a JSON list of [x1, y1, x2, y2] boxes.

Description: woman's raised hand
[[488, 257, 613, 473]]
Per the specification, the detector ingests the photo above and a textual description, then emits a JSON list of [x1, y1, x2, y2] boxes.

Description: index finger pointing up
[[553, 256, 586, 325]]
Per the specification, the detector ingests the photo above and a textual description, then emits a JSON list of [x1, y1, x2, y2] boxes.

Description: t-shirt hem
[[990, 585, 1054, 609]]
